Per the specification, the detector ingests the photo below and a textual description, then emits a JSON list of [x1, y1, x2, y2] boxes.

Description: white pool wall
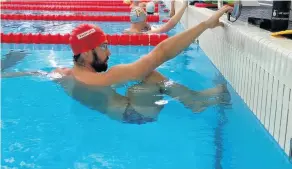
[[164, 0, 292, 157]]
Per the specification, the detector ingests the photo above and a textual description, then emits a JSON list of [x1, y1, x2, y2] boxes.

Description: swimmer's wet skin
[[1, 6, 234, 124]]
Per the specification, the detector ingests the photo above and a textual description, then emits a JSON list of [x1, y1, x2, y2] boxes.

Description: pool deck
[[211, 3, 292, 29], [166, 0, 292, 158]]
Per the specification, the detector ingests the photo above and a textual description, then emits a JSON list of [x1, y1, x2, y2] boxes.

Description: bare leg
[[125, 71, 166, 119], [193, 84, 229, 98], [191, 96, 229, 113], [140, 70, 230, 113]]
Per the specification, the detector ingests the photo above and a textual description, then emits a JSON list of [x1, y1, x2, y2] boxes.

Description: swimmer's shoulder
[[53, 67, 72, 76], [49, 67, 72, 79]]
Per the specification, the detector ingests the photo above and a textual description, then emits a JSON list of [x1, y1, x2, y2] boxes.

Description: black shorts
[[123, 103, 156, 125]]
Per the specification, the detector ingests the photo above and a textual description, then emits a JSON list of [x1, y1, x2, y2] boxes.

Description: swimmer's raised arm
[[149, 0, 187, 33], [87, 6, 233, 86]]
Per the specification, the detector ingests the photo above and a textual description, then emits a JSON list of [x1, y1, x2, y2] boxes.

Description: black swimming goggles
[[73, 43, 108, 61], [99, 43, 108, 51]]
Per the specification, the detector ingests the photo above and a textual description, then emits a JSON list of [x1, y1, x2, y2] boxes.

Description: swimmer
[[124, 0, 187, 34], [146, 1, 155, 15], [1, 6, 233, 124], [146, 0, 165, 15]]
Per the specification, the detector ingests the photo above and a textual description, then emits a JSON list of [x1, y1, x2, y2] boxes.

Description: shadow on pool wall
[[166, 0, 292, 158]]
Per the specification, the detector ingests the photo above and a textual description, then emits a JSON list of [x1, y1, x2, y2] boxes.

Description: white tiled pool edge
[[165, 0, 292, 157]]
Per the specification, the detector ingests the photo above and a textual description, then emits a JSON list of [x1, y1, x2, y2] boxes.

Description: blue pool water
[[1, 21, 169, 35], [1, 4, 292, 168], [1, 43, 292, 169]]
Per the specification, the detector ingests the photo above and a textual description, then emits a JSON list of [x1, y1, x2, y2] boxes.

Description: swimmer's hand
[[204, 5, 233, 28]]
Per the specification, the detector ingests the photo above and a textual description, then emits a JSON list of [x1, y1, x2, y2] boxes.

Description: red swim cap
[[69, 24, 106, 55]]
